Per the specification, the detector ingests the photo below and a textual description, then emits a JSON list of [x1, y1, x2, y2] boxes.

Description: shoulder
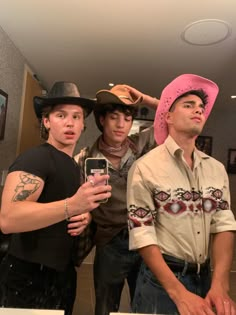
[[197, 150, 226, 170], [9, 144, 52, 179], [12, 144, 50, 164], [130, 145, 162, 173]]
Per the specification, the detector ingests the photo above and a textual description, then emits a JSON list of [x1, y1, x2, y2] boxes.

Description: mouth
[[191, 117, 202, 123], [65, 131, 75, 135], [114, 131, 124, 136]]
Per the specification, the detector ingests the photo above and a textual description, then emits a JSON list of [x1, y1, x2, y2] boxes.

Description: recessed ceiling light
[[109, 83, 114, 87], [181, 19, 232, 46], [231, 95, 236, 99]]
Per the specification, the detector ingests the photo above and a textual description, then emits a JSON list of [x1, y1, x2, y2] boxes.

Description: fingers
[[222, 299, 236, 315], [67, 214, 88, 236], [68, 225, 86, 237], [88, 178, 95, 186], [85, 175, 112, 197], [86, 174, 109, 187]]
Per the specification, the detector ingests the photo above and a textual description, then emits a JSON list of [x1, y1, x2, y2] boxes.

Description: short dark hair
[[94, 103, 138, 132], [170, 89, 208, 111]]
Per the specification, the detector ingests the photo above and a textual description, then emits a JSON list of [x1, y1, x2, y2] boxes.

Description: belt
[[163, 254, 210, 275], [117, 228, 129, 239], [5, 254, 54, 273]]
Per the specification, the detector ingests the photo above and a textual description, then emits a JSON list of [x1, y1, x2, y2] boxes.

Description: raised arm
[[1, 171, 111, 233], [122, 84, 159, 109]]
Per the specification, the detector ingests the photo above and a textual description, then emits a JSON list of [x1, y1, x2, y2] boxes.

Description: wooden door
[[16, 66, 44, 155]]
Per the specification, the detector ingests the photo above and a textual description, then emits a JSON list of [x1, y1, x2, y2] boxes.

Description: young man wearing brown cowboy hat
[[0, 81, 111, 315], [75, 84, 159, 315], [127, 74, 236, 314]]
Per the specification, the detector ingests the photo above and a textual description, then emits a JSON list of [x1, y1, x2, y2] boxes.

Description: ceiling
[[0, 0, 236, 110]]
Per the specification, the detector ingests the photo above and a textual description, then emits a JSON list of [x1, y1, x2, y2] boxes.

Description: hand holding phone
[[85, 158, 109, 203]]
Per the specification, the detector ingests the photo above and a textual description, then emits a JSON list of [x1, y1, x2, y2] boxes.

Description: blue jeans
[[132, 261, 211, 314], [94, 229, 142, 315]]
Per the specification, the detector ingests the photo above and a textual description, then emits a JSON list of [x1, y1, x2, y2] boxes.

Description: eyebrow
[[54, 109, 83, 114], [183, 100, 205, 107]]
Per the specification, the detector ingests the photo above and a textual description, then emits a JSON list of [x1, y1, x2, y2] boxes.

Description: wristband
[[64, 198, 70, 221]]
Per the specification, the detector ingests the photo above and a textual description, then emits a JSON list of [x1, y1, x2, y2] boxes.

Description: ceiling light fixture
[[181, 19, 232, 46], [109, 83, 114, 87], [231, 95, 236, 99]]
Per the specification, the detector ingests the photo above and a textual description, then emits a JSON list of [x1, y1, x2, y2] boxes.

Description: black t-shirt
[[8, 143, 81, 271]]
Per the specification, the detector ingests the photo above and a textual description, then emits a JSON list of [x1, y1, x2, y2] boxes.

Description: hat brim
[[33, 96, 95, 119], [154, 74, 219, 145], [96, 90, 142, 106]]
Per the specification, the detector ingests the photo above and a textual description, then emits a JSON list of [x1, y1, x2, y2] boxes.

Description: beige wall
[[0, 24, 236, 215], [0, 26, 26, 170]]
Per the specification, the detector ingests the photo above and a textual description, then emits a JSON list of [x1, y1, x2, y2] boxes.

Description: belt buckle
[[181, 261, 188, 276], [197, 263, 201, 274]]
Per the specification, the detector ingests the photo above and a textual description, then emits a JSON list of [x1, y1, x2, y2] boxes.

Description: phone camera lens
[[99, 161, 105, 168]]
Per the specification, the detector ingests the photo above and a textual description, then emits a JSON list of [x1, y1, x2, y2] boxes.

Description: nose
[[66, 116, 74, 127], [194, 106, 204, 115], [117, 117, 125, 128]]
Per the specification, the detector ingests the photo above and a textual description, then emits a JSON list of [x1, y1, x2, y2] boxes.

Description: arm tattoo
[[12, 172, 41, 201]]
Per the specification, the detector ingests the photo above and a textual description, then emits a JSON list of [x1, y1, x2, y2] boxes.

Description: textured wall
[[0, 26, 25, 171]]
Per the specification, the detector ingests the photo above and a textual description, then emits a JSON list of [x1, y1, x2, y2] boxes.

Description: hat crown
[[47, 81, 81, 98], [33, 81, 94, 119], [109, 85, 135, 103], [96, 84, 142, 105]]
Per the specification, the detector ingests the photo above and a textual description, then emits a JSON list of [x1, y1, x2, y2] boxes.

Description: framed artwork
[[195, 135, 212, 156], [129, 118, 153, 135], [0, 89, 8, 140], [227, 149, 236, 174]]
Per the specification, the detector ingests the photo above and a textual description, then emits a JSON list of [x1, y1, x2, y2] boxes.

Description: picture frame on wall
[[0, 89, 8, 140], [227, 149, 236, 174], [195, 135, 212, 156]]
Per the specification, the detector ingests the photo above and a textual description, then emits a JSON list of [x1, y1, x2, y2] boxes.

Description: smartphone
[[85, 158, 108, 203]]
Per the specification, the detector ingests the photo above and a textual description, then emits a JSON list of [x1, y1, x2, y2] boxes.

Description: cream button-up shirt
[[127, 135, 236, 264]]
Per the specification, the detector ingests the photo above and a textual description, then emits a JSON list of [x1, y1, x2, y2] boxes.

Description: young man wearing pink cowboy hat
[[0, 81, 111, 315], [127, 74, 236, 314], [75, 84, 159, 315]]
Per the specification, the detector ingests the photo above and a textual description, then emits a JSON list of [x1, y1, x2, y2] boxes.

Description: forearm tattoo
[[12, 172, 41, 201]]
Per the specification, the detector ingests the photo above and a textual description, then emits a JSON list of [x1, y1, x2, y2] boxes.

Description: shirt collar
[[164, 135, 210, 162]]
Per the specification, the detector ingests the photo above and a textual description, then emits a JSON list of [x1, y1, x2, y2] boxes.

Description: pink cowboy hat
[[154, 74, 219, 145]]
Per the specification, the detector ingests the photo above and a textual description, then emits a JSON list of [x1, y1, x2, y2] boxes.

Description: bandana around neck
[[98, 135, 137, 158]]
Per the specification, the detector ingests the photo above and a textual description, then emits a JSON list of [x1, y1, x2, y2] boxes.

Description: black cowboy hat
[[33, 81, 95, 119]]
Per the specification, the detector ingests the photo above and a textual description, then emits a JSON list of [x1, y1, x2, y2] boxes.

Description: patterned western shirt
[[127, 135, 236, 264]]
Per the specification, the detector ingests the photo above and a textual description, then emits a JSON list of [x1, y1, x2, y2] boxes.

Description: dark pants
[[94, 229, 142, 315], [0, 255, 77, 315], [132, 260, 211, 314]]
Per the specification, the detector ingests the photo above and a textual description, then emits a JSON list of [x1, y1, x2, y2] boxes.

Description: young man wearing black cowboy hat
[[75, 84, 159, 315], [127, 74, 236, 314], [0, 81, 111, 315]]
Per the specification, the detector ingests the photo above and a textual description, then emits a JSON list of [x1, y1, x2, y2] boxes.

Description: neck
[[102, 135, 123, 149], [47, 140, 75, 157], [171, 134, 196, 169]]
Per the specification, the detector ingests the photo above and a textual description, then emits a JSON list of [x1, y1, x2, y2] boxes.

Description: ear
[[81, 121, 85, 131], [165, 112, 173, 126], [99, 116, 105, 128], [43, 116, 50, 130]]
